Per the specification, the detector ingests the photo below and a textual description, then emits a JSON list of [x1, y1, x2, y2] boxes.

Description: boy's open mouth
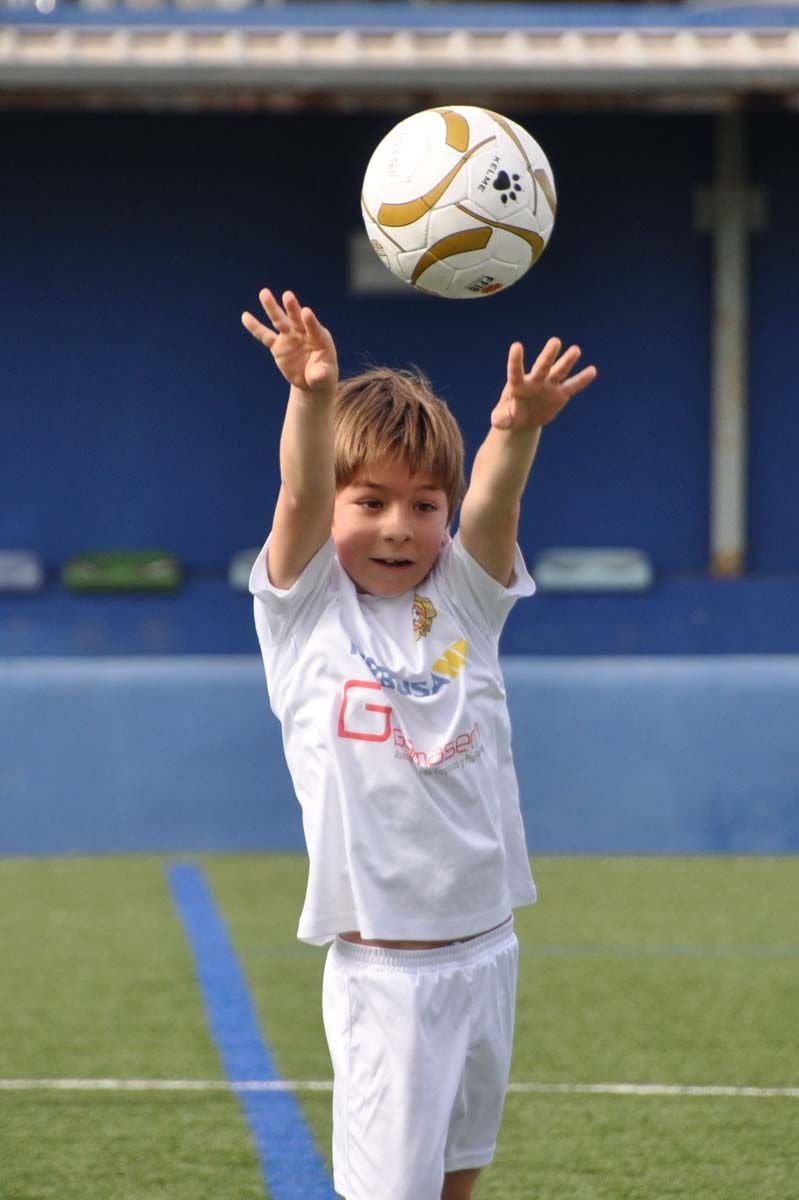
[[372, 558, 413, 568]]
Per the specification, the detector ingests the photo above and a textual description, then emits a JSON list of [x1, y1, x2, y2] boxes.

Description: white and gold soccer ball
[[360, 105, 557, 299]]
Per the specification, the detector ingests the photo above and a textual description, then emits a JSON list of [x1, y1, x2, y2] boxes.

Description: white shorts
[[322, 917, 519, 1200]]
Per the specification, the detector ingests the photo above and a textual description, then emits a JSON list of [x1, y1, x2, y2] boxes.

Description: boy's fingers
[[530, 337, 562, 381], [282, 290, 306, 333], [302, 307, 335, 353], [259, 288, 287, 331], [241, 311, 276, 348], [507, 342, 525, 389], [549, 345, 582, 383], [562, 365, 598, 397]]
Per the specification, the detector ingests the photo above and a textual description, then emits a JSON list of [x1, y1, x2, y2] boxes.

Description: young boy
[[241, 288, 596, 1200]]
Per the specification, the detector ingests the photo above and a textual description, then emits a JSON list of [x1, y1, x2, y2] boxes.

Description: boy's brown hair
[[333, 367, 466, 522]]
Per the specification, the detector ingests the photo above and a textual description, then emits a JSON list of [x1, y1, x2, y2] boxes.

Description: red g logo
[[338, 679, 393, 742]]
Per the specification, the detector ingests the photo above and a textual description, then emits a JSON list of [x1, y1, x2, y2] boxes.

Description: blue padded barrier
[[0, 658, 294, 857], [502, 658, 799, 855], [1, 656, 797, 856]]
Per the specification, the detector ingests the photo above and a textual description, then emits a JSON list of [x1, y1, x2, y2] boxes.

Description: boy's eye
[[354, 497, 439, 513]]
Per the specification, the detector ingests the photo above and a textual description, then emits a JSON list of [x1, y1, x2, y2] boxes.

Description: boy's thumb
[[307, 362, 333, 387], [491, 400, 513, 430]]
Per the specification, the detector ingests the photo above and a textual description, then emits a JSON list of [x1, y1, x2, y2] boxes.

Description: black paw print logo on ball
[[492, 170, 522, 204]]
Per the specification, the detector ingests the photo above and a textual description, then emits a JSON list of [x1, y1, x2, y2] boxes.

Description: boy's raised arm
[[459, 337, 597, 587], [241, 289, 338, 590]]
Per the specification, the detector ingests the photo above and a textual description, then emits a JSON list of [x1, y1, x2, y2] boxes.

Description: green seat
[[62, 550, 182, 593]]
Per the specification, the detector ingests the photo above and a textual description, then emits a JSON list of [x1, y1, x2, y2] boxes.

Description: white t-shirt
[[250, 530, 537, 945]]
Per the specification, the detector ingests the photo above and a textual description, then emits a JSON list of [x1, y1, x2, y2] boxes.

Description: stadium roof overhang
[[2, 2, 799, 111]]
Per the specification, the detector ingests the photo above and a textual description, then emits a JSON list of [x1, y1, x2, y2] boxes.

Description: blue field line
[[167, 863, 337, 1200]]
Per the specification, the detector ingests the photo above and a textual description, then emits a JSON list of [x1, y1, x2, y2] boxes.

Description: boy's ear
[[440, 529, 451, 547]]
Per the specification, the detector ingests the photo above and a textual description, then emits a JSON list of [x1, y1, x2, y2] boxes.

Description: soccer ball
[[360, 105, 557, 299]]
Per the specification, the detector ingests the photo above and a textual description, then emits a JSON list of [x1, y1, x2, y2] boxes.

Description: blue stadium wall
[[2, 108, 798, 855], [1, 108, 722, 576], [4, 108, 799, 652]]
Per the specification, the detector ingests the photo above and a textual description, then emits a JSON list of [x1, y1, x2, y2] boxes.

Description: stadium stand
[[2, 1, 797, 853]]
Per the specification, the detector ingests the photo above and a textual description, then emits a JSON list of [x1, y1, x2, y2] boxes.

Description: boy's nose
[[382, 508, 412, 540]]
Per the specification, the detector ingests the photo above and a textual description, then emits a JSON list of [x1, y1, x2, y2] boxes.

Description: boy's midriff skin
[[340, 918, 510, 949]]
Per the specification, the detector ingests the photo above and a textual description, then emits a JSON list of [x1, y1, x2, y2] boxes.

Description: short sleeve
[[434, 530, 535, 636], [249, 533, 336, 647]]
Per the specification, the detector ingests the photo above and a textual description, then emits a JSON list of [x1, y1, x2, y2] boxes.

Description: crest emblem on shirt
[[412, 593, 437, 640]]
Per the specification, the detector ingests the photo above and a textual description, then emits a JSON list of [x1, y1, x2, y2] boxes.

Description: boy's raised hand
[[241, 289, 338, 395], [491, 337, 597, 432]]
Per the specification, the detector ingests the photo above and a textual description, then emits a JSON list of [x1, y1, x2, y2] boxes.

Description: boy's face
[[332, 458, 450, 597]]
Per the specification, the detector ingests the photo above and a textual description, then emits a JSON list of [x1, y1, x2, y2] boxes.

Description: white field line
[[0, 1079, 797, 1099]]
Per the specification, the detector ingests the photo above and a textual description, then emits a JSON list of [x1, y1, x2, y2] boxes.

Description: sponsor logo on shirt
[[338, 680, 392, 742], [338, 641, 477, 769], [431, 639, 468, 680], [412, 593, 437, 640], [337, 680, 483, 772], [349, 639, 468, 696], [393, 721, 484, 771]]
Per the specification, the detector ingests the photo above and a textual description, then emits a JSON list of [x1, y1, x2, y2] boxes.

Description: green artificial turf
[[1, 855, 797, 1200], [1, 1093, 265, 1200]]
